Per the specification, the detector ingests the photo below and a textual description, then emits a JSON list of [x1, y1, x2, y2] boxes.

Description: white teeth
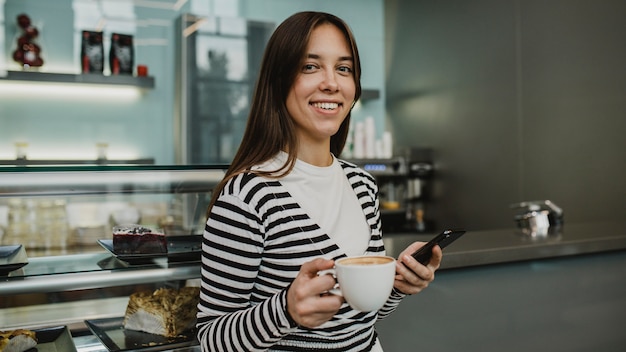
[[312, 102, 339, 110]]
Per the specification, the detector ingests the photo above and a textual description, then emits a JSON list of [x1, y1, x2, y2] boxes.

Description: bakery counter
[[1, 252, 203, 351], [382, 221, 626, 269]]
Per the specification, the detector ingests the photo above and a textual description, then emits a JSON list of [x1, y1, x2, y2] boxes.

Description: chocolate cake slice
[[112, 225, 167, 254]]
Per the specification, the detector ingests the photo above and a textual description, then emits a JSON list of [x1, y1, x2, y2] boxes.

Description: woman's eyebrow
[[306, 53, 354, 62]]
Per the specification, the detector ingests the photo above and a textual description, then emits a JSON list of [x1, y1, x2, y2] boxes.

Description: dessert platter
[[0, 244, 28, 276]]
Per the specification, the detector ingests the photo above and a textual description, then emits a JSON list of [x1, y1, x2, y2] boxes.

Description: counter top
[[383, 222, 626, 269]]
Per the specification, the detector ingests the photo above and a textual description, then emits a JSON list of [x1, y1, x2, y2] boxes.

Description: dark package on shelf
[[81, 30, 104, 73], [109, 33, 134, 75]]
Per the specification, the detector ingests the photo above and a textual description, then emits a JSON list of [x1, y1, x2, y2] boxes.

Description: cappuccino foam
[[339, 256, 394, 266]]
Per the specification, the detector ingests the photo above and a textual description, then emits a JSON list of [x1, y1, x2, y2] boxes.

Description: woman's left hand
[[393, 241, 443, 295]]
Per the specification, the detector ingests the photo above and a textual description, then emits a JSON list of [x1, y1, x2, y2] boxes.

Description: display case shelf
[[0, 253, 200, 295], [0, 158, 156, 166], [0, 70, 155, 89], [0, 164, 226, 197]]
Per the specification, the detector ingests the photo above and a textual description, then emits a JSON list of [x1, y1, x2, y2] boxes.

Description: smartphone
[[410, 229, 466, 265]]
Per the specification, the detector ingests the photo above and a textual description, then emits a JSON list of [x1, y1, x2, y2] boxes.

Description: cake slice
[[112, 225, 167, 254], [123, 286, 200, 337]]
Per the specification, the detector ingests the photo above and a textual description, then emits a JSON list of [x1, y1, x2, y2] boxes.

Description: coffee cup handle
[[317, 268, 342, 296]]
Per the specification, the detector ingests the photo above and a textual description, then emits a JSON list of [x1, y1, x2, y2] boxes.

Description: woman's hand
[[393, 242, 442, 295], [286, 258, 344, 328]]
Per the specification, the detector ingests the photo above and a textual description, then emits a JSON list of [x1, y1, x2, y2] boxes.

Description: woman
[[197, 11, 442, 351]]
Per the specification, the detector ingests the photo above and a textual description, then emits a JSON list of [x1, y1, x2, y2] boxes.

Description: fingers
[[302, 257, 335, 276], [287, 258, 344, 328], [428, 245, 443, 270], [393, 242, 441, 295]]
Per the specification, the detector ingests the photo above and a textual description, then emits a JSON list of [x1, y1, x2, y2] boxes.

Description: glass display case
[[0, 165, 226, 351]]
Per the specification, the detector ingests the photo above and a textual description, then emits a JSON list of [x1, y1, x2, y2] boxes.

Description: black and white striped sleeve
[[196, 189, 297, 351]]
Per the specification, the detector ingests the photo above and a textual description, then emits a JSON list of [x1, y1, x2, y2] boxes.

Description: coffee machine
[[348, 147, 434, 233], [402, 147, 434, 232]]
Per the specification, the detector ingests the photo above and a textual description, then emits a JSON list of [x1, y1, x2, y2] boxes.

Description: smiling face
[[285, 23, 356, 152]]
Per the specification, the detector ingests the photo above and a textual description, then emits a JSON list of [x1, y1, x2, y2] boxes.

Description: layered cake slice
[[112, 225, 167, 254], [123, 286, 200, 337]]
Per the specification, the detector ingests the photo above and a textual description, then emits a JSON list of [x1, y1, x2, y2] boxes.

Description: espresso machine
[[402, 147, 434, 232], [348, 147, 434, 233]]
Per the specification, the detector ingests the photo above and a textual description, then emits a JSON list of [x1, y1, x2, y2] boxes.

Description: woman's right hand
[[286, 258, 344, 328]]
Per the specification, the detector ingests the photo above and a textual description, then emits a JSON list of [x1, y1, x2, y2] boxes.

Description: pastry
[[123, 286, 200, 337], [0, 329, 37, 352]]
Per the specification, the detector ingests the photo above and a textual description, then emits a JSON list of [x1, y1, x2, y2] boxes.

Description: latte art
[[338, 256, 394, 266]]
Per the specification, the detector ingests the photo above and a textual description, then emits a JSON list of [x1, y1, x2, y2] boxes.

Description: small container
[[15, 142, 28, 159], [96, 142, 109, 160], [137, 64, 148, 77]]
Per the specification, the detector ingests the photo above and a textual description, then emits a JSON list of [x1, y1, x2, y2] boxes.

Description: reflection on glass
[[177, 14, 274, 164]]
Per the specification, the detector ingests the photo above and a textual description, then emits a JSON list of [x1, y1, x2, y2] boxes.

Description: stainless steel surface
[[383, 222, 626, 269]]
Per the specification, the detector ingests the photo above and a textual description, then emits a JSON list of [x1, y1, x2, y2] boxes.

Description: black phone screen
[[410, 229, 466, 265]]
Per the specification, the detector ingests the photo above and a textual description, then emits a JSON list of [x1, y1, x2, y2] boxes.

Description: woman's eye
[[338, 66, 353, 74], [303, 64, 317, 72]]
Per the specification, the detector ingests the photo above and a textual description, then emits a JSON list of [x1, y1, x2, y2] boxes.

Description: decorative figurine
[[12, 14, 44, 69]]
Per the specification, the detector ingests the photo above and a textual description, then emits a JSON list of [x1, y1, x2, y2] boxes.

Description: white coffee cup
[[324, 255, 396, 312]]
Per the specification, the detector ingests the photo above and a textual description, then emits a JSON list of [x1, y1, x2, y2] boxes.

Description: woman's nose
[[320, 70, 339, 92]]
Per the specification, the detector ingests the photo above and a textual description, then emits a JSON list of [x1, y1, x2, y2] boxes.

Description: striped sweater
[[197, 160, 406, 351]]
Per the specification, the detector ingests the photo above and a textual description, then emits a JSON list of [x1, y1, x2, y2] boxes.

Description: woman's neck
[[293, 145, 333, 167]]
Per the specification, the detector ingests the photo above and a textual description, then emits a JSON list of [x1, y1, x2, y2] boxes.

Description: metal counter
[[383, 221, 626, 269]]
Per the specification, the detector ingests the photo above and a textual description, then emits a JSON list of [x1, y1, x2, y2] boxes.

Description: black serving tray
[[85, 317, 198, 351], [24, 325, 77, 352], [0, 244, 28, 276], [97, 235, 202, 264]]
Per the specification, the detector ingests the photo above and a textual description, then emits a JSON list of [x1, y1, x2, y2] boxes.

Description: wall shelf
[[0, 70, 155, 89]]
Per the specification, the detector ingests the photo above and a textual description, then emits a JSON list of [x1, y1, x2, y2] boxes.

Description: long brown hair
[[207, 11, 362, 213]]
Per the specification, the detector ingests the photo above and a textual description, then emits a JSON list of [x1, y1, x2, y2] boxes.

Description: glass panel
[[176, 14, 274, 164], [0, 165, 225, 255]]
